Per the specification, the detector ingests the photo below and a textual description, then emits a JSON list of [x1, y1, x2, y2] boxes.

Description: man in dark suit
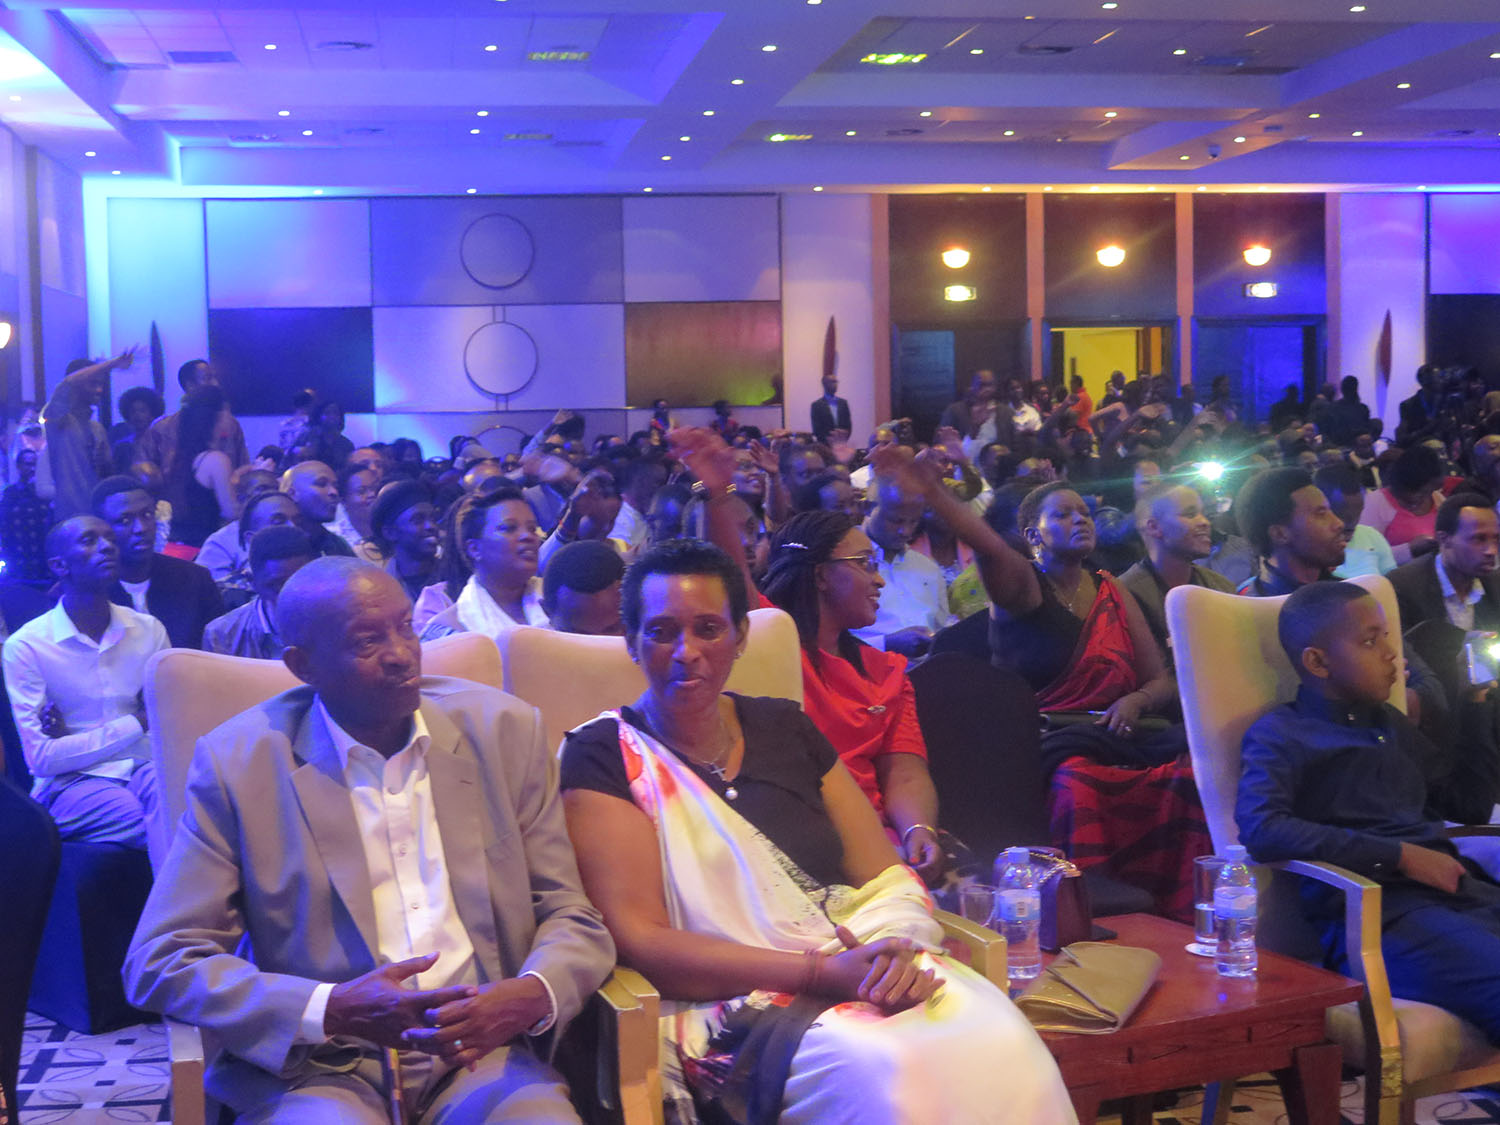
[[91, 476, 223, 649], [809, 373, 851, 443], [125, 557, 614, 1121], [1389, 491, 1500, 637], [1397, 365, 1443, 442]]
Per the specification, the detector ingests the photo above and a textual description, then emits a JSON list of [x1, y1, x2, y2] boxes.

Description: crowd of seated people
[[8, 356, 1500, 1120]]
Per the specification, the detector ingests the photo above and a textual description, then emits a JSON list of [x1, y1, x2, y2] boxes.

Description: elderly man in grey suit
[[124, 557, 614, 1123]]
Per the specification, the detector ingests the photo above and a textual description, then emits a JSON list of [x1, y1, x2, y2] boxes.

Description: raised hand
[[667, 427, 737, 495], [323, 953, 476, 1049]]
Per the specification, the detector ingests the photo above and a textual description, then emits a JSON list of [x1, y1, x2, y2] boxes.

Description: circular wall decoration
[[464, 320, 538, 398], [460, 213, 535, 290]]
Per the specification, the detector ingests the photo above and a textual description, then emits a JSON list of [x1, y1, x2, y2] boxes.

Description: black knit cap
[[369, 479, 432, 549]]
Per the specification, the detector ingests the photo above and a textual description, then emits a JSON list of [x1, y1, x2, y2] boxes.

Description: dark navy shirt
[[1237, 685, 1500, 920]]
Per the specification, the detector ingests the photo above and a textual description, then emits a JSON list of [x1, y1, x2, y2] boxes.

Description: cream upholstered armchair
[[498, 608, 1010, 1125], [1166, 574, 1500, 1125], [141, 633, 657, 1125]]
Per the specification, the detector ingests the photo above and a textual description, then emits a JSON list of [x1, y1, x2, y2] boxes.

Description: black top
[[560, 694, 846, 888], [109, 552, 224, 650], [171, 472, 222, 548], [989, 566, 1086, 692]]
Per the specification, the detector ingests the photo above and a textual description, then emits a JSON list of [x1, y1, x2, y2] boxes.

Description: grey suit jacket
[[123, 675, 614, 1101]]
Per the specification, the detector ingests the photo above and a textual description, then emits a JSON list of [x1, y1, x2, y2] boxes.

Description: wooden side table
[[1038, 913, 1363, 1125]]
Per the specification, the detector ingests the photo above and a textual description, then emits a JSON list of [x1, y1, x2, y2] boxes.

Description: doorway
[[1193, 318, 1325, 426], [1047, 323, 1176, 402], [891, 321, 1028, 441]]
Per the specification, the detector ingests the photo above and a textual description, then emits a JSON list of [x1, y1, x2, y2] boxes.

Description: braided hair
[[760, 509, 868, 674]]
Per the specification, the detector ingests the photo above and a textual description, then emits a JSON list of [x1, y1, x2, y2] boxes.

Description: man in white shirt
[[852, 469, 951, 655], [3, 515, 169, 848], [125, 557, 614, 1121], [606, 457, 666, 558]]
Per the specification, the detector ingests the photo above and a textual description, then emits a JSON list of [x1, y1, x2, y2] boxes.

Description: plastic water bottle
[[996, 846, 1042, 982], [1213, 844, 1258, 978]]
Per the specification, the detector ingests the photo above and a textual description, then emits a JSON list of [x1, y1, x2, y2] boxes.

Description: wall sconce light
[[941, 247, 971, 269], [944, 285, 978, 302], [0, 321, 11, 349], [1244, 282, 1279, 298], [1096, 244, 1126, 268], [1242, 244, 1272, 266]]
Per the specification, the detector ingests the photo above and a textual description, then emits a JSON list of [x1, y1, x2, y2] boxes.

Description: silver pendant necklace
[[642, 702, 739, 800]]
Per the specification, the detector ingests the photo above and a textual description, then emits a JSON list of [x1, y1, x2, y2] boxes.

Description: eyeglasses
[[826, 553, 880, 574]]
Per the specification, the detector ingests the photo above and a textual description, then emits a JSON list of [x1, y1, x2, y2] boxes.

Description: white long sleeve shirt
[[2, 601, 169, 796]]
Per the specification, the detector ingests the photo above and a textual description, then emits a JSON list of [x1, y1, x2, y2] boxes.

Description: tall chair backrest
[[143, 633, 504, 869], [0, 775, 60, 1117], [499, 607, 803, 751], [1165, 574, 1403, 854]]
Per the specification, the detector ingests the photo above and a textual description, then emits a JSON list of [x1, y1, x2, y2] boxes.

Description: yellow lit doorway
[[1048, 324, 1174, 401]]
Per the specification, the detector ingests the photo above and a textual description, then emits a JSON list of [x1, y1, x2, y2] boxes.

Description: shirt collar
[[45, 600, 130, 648], [1293, 683, 1389, 729], [1434, 553, 1483, 607], [313, 695, 429, 772]]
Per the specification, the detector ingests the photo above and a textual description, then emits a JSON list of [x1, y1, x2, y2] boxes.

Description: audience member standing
[[163, 385, 236, 549], [607, 458, 666, 558], [3, 515, 168, 848], [202, 526, 314, 659], [92, 475, 223, 649], [1, 448, 54, 583], [141, 359, 250, 504], [110, 386, 165, 474], [311, 400, 355, 471], [42, 349, 135, 520], [810, 373, 852, 444]]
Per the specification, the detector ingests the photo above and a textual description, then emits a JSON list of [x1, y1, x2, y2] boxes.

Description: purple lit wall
[[1429, 195, 1500, 296]]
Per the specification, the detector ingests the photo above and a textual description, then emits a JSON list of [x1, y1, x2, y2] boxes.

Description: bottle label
[[1214, 887, 1256, 920], [999, 889, 1039, 923]]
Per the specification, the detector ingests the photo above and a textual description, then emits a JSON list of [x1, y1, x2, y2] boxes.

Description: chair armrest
[[165, 1018, 207, 1125], [1446, 825, 1500, 838], [594, 968, 664, 1125], [935, 909, 1008, 990], [1269, 860, 1401, 1101]]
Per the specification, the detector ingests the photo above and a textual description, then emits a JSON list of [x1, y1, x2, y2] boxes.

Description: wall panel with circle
[[369, 196, 624, 307], [374, 303, 624, 412]]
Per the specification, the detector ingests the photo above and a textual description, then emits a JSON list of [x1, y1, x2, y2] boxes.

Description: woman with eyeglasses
[[558, 538, 1073, 1125]]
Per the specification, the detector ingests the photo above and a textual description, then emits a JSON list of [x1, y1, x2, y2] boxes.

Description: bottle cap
[[1004, 846, 1030, 865], [1224, 844, 1247, 861]]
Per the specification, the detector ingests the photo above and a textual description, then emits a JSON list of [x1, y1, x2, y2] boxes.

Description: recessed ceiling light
[[983, 186, 994, 191], [1491, 52, 1500, 59], [703, 109, 715, 116], [1417, 185, 1427, 190], [1105, 111, 1118, 118], [7, 95, 20, 102], [263, 43, 277, 51], [1147, 185, 1157, 191], [1003, 129, 1016, 136], [813, 185, 824, 191], [470, 128, 481, 134], [477, 110, 489, 117], [1396, 82, 1411, 89], [1308, 112, 1321, 119], [845, 129, 857, 136], [1101, 2, 1118, 8], [313, 189, 323, 195], [730, 78, 744, 85], [761, 44, 777, 52], [110, 169, 121, 175], [484, 44, 498, 52], [919, 110, 933, 117], [84, 150, 96, 157], [1233, 136, 1247, 143], [1173, 48, 1187, 55], [679, 135, 691, 141], [1179, 154, 1191, 160], [1352, 129, 1364, 136], [661, 155, 671, 160], [1089, 185, 1100, 192], [1349, 4, 1365, 10], [1197, 185, 1207, 191], [1043, 185, 1053, 191], [301, 129, 313, 136], [277, 110, 290, 116], [807, 0, 821, 5], [643, 187, 653, 192], [970, 48, 984, 55], [466, 188, 477, 194]]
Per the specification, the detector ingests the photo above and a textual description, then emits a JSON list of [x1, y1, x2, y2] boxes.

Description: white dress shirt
[[196, 519, 246, 585], [298, 700, 558, 1041], [1436, 554, 1485, 632], [851, 542, 953, 650], [607, 501, 648, 557], [2, 602, 169, 796]]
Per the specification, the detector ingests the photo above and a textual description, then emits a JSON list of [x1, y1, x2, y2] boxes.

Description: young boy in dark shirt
[[1237, 581, 1500, 1042]]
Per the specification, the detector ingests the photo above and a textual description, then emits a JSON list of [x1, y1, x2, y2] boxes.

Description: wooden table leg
[[1275, 1041, 1345, 1125], [1200, 1079, 1236, 1125], [1067, 1086, 1103, 1125], [1121, 1094, 1156, 1125]]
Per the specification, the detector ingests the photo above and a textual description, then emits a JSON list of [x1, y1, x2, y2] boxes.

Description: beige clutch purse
[[1015, 942, 1161, 1034]]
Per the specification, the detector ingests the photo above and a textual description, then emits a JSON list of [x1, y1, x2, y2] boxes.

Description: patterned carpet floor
[[16, 1012, 1500, 1124]]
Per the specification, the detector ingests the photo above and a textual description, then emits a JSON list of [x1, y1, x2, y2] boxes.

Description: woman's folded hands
[[804, 924, 940, 1013]]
